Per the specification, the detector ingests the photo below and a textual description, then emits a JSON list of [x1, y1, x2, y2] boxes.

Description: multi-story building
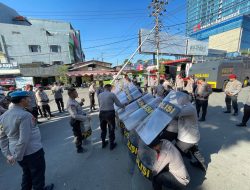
[[0, 3, 84, 87], [187, 0, 250, 53]]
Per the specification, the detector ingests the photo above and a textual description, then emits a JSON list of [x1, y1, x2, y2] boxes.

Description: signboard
[[15, 77, 33, 89], [0, 78, 15, 86], [139, 29, 208, 56], [186, 39, 208, 56], [0, 62, 18, 69]]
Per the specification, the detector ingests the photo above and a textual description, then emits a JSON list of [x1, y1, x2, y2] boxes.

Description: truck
[[188, 57, 250, 90]]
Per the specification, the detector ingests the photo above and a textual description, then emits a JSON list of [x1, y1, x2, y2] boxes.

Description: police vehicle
[[189, 57, 250, 90]]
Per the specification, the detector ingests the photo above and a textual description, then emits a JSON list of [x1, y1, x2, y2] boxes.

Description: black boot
[[190, 145, 207, 172], [44, 183, 54, 190], [77, 146, 84, 153], [110, 142, 117, 150], [102, 140, 109, 148]]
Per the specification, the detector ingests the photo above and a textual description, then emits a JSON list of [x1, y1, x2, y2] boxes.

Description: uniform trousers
[[18, 149, 45, 190], [196, 99, 208, 119], [89, 93, 95, 110], [99, 110, 116, 144], [70, 119, 83, 149], [152, 171, 185, 190], [55, 98, 64, 112], [41, 104, 52, 117], [242, 104, 250, 125], [225, 95, 238, 113]]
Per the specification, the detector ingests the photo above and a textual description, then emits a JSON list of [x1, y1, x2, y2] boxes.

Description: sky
[[1, 0, 187, 65]]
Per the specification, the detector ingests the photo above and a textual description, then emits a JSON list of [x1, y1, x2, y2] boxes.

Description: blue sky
[[2, 0, 187, 65]]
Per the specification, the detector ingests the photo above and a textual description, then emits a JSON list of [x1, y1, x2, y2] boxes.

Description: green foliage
[[58, 65, 69, 84], [123, 59, 132, 65], [159, 63, 165, 75]]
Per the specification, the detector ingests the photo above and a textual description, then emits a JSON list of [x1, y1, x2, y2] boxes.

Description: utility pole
[[149, 0, 168, 84]]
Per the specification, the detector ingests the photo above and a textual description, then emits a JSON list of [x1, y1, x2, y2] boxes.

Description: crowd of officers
[[0, 72, 249, 190]]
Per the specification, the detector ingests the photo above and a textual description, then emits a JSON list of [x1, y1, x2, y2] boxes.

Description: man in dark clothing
[[98, 84, 124, 150]]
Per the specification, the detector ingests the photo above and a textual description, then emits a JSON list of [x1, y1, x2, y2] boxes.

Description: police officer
[[89, 82, 96, 112], [195, 78, 212, 121], [25, 84, 39, 120], [224, 74, 242, 116], [154, 79, 166, 98], [236, 91, 250, 127], [51, 82, 64, 113], [36, 86, 54, 119], [67, 87, 89, 153], [150, 139, 190, 190], [0, 91, 54, 190], [98, 84, 124, 150]]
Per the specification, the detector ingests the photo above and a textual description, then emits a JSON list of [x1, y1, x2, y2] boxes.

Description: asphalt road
[[0, 87, 250, 190]]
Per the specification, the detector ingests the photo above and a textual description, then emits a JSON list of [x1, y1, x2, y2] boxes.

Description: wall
[[208, 27, 242, 52]]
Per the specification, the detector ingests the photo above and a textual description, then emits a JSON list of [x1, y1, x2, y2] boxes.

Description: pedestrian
[[224, 74, 242, 116], [36, 86, 54, 120], [150, 139, 190, 190], [195, 78, 212, 121], [175, 74, 184, 91], [154, 79, 166, 98], [67, 87, 89, 153], [143, 76, 148, 93], [98, 84, 124, 150], [25, 84, 39, 120], [243, 76, 249, 87], [89, 82, 96, 112], [96, 81, 104, 96], [184, 77, 195, 101], [176, 92, 206, 171], [0, 91, 54, 190], [163, 76, 173, 92], [236, 91, 250, 127], [0, 88, 8, 115], [51, 82, 64, 113]]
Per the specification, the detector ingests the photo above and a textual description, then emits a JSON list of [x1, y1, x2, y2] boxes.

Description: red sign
[[0, 78, 15, 86]]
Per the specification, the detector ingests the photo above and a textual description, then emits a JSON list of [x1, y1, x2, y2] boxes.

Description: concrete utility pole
[[149, 0, 168, 84]]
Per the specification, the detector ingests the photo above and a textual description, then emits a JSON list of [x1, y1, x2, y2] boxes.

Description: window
[[50, 45, 61, 53], [29, 45, 41, 53]]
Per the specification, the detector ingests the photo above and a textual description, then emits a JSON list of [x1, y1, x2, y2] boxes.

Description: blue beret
[[10, 91, 29, 98]]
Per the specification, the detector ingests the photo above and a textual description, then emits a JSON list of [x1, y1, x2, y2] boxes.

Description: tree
[[58, 65, 69, 84], [159, 63, 166, 75], [123, 59, 132, 65]]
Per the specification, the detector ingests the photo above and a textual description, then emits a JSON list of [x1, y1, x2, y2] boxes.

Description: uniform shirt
[[184, 79, 194, 94], [175, 76, 184, 89], [166, 119, 178, 133], [89, 84, 96, 94], [36, 91, 49, 106], [195, 82, 212, 100], [225, 80, 242, 96], [51, 86, 63, 99], [153, 140, 190, 186], [0, 105, 42, 161], [163, 80, 173, 91], [177, 103, 200, 144], [155, 84, 165, 98], [98, 90, 123, 111], [27, 91, 37, 109], [67, 98, 87, 121]]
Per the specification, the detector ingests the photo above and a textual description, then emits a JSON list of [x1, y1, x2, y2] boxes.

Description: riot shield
[[117, 93, 154, 120], [123, 97, 162, 131], [137, 91, 185, 145]]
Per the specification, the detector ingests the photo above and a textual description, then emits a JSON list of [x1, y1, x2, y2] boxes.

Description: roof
[[70, 60, 112, 71], [67, 70, 116, 77], [161, 58, 191, 65]]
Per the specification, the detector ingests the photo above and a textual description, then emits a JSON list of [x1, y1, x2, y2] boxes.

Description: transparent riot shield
[[127, 130, 140, 174], [117, 93, 154, 121], [123, 97, 162, 131], [137, 91, 185, 145], [131, 140, 157, 190]]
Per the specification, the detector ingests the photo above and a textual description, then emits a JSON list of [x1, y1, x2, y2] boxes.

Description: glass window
[[50, 45, 61, 53], [29, 45, 41, 53]]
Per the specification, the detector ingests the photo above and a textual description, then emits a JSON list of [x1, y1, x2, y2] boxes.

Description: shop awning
[[67, 70, 117, 77], [161, 58, 191, 65]]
